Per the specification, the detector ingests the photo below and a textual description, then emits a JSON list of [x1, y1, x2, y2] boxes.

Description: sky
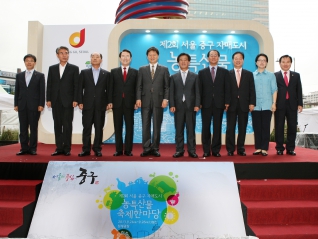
[[0, 0, 317, 94]]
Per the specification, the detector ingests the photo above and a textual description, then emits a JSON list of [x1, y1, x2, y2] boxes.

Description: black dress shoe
[[95, 151, 102, 157], [124, 151, 133, 156], [173, 152, 184, 158], [140, 150, 152, 157], [51, 151, 64, 156], [16, 150, 28, 156], [277, 150, 284, 155], [212, 152, 221, 157], [113, 151, 123, 156], [203, 153, 211, 157], [261, 151, 268, 156], [64, 151, 71, 156], [286, 150, 296, 156], [237, 151, 246, 156], [188, 152, 198, 158], [227, 151, 234, 156], [28, 150, 37, 155], [78, 151, 90, 157], [152, 150, 161, 157], [253, 150, 262, 155]]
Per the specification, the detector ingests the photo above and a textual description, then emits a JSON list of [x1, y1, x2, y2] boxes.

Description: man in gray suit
[[136, 46, 169, 157], [170, 53, 200, 158]]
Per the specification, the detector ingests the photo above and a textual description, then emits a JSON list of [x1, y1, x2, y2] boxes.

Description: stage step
[[239, 179, 318, 239], [0, 180, 42, 237]]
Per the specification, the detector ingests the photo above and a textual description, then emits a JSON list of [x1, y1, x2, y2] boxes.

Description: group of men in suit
[[14, 47, 302, 158]]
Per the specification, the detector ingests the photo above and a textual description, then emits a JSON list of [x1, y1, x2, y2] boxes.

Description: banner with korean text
[[28, 162, 245, 239], [105, 33, 259, 143]]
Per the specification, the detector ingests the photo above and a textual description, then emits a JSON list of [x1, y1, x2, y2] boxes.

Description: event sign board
[[28, 162, 245, 239]]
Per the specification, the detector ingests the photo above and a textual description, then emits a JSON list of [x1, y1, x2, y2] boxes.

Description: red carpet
[[1, 142, 317, 163], [239, 179, 318, 239], [0, 180, 42, 237]]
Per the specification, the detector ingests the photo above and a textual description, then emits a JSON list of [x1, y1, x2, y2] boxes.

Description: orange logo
[[69, 28, 85, 48]]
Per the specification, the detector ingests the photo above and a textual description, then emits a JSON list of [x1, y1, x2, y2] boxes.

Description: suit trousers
[[226, 99, 249, 153], [141, 102, 163, 151], [52, 95, 74, 152], [174, 101, 196, 153], [201, 101, 223, 154], [252, 110, 272, 150], [112, 99, 134, 152], [275, 99, 297, 151], [18, 109, 40, 151], [82, 107, 106, 152]]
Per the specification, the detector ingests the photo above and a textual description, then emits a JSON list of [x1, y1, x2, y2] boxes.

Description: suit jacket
[[137, 64, 169, 108], [14, 70, 45, 111], [46, 63, 79, 108], [169, 71, 200, 110], [108, 67, 138, 108], [228, 69, 256, 112], [275, 71, 303, 110], [198, 66, 231, 109], [78, 68, 110, 111]]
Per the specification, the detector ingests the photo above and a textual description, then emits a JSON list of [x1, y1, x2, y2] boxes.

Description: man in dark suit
[[77, 52, 110, 157], [136, 46, 169, 157], [275, 55, 303, 156], [198, 50, 231, 157], [46, 46, 79, 156], [14, 54, 45, 155], [170, 53, 200, 158], [108, 49, 138, 156], [226, 52, 256, 156]]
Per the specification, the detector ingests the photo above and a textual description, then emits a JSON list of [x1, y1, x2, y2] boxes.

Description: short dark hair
[[255, 53, 268, 68], [56, 46, 69, 54], [23, 54, 36, 62], [146, 46, 159, 56], [91, 53, 103, 59], [279, 55, 292, 63], [255, 53, 268, 62], [119, 49, 132, 58], [177, 53, 191, 62], [232, 51, 244, 60], [207, 50, 220, 57]]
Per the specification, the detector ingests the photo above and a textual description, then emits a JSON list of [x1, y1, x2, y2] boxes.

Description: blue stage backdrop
[[105, 33, 259, 144]]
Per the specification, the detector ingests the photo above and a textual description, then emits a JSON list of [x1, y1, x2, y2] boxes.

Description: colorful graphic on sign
[[69, 28, 85, 48], [97, 173, 180, 238]]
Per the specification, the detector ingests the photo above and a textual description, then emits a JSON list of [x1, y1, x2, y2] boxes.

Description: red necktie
[[123, 67, 127, 82], [284, 71, 289, 99], [123, 67, 127, 98]]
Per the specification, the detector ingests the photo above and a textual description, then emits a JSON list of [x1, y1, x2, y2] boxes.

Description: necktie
[[182, 71, 186, 85], [284, 71, 289, 99], [211, 67, 215, 82], [236, 69, 241, 87], [151, 65, 155, 80], [182, 71, 186, 102], [123, 67, 127, 82], [25, 71, 31, 86]]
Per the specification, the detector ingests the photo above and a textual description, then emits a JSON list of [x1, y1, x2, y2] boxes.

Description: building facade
[[187, 0, 269, 27], [304, 91, 318, 107]]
